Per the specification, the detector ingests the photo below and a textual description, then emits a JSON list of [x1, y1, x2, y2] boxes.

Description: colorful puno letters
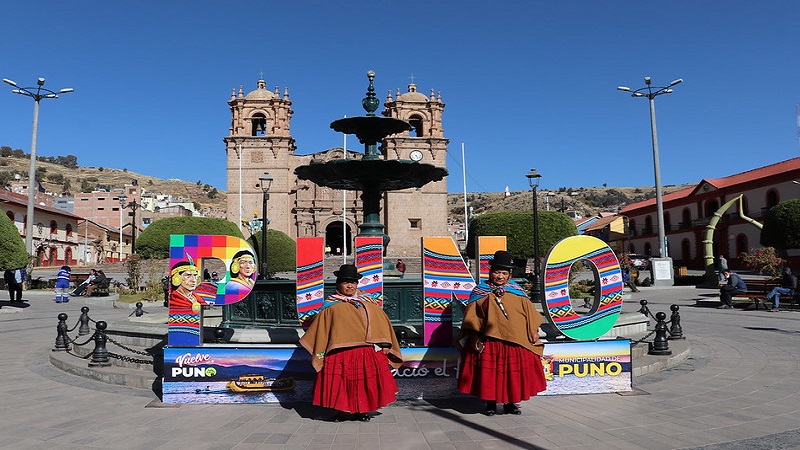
[[162, 234, 632, 403]]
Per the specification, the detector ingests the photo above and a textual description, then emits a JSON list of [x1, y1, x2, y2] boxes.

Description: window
[[66, 223, 73, 237], [6, 211, 13, 222], [409, 218, 421, 229], [681, 208, 692, 229], [766, 190, 779, 210], [50, 220, 57, 234]]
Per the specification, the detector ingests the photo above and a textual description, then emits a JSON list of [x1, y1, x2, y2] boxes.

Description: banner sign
[[296, 237, 325, 329], [355, 236, 384, 306], [162, 339, 630, 404]]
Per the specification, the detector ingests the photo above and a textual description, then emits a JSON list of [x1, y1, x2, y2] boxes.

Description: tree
[[761, 198, 800, 251], [135, 217, 245, 258], [0, 213, 28, 270], [466, 210, 578, 258], [248, 229, 297, 274]]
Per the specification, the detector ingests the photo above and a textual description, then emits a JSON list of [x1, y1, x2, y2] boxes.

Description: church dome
[[245, 79, 277, 101], [396, 83, 428, 102]]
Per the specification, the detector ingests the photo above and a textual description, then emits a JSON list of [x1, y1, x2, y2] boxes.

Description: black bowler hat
[[490, 250, 515, 270], [334, 264, 363, 282]]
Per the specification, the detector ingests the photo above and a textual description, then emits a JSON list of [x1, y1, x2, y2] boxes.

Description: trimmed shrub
[[247, 229, 296, 275], [135, 217, 245, 259], [0, 213, 28, 270], [466, 210, 578, 258]]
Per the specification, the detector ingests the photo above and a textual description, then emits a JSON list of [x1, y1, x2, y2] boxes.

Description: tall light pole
[[526, 168, 542, 302], [618, 77, 682, 259], [119, 195, 140, 254], [3, 77, 73, 256], [257, 172, 273, 280]]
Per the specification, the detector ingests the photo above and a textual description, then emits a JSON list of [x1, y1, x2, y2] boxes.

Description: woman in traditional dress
[[457, 250, 547, 416], [299, 264, 403, 421]]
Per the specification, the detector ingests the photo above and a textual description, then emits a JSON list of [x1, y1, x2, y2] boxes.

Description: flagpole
[[462, 142, 468, 245], [343, 115, 347, 265]]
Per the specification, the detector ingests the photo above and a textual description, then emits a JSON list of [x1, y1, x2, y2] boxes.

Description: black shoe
[[503, 404, 521, 415], [354, 413, 371, 422], [483, 401, 496, 416]]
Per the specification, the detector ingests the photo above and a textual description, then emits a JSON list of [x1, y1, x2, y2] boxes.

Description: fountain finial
[[362, 70, 380, 116]]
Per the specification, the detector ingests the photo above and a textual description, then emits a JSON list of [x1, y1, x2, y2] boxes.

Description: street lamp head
[[59, 88, 74, 94], [119, 194, 127, 207], [644, 77, 651, 84], [37, 78, 45, 86], [632, 92, 644, 97], [526, 168, 542, 188], [258, 172, 273, 193], [2, 78, 17, 87], [617, 86, 631, 92], [669, 78, 683, 87]]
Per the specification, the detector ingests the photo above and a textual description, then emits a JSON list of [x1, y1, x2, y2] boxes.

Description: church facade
[[224, 78, 449, 259]]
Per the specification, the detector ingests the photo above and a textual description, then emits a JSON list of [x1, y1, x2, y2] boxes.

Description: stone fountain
[[294, 71, 448, 251]]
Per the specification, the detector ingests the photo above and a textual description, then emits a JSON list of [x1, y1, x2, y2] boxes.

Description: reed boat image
[[226, 374, 297, 393]]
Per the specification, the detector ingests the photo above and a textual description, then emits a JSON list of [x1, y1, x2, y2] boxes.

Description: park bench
[[89, 278, 113, 297], [732, 278, 799, 310]]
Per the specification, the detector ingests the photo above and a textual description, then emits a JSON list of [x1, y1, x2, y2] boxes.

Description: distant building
[[1, 189, 81, 266], [620, 157, 800, 269]]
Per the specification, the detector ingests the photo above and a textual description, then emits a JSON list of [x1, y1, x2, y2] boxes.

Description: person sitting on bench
[[86, 270, 108, 296], [718, 268, 746, 309], [764, 267, 797, 311], [71, 269, 97, 296]]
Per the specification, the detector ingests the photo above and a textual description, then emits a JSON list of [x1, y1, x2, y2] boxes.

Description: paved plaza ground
[[1, 284, 799, 449]]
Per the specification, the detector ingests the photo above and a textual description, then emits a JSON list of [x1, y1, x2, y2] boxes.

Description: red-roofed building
[[619, 157, 800, 270]]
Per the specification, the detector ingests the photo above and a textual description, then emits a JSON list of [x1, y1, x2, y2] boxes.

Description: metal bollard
[[78, 306, 91, 336], [398, 330, 408, 348], [88, 321, 112, 367], [648, 311, 672, 355], [638, 299, 651, 318], [669, 304, 684, 339], [214, 327, 226, 343], [133, 302, 145, 317], [53, 313, 71, 352]]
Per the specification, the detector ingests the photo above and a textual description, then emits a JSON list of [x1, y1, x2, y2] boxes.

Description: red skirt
[[458, 339, 547, 404], [312, 346, 398, 413]]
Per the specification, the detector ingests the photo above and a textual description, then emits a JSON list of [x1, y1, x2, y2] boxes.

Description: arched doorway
[[64, 247, 73, 266], [325, 221, 353, 256]]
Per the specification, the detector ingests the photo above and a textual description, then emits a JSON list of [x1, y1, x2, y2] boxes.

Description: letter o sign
[[542, 235, 624, 340]]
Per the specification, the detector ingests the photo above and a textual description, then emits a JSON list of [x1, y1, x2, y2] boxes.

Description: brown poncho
[[299, 296, 403, 372], [458, 290, 545, 356]]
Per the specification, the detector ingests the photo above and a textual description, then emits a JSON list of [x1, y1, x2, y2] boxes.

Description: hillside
[[0, 154, 226, 214], [2, 152, 690, 222], [447, 184, 692, 221]]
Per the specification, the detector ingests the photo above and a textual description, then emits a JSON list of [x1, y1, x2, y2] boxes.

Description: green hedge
[[247, 229, 297, 274], [466, 210, 578, 258], [0, 213, 28, 270], [135, 217, 245, 258]]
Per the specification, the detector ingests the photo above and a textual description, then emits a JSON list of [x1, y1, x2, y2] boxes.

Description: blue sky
[[1, 1, 798, 194]]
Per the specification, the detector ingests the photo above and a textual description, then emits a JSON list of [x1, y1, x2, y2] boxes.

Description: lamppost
[[257, 172, 273, 280], [618, 77, 682, 260], [3, 77, 73, 256], [526, 168, 542, 302], [119, 194, 141, 254]]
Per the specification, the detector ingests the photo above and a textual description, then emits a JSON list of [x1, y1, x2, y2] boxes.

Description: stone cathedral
[[224, 77, 449, 259]]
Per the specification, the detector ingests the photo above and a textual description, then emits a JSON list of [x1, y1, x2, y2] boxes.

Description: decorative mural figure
[[224, 250, 256, 296], [456, 250, 547, 416], [169, 259, 208, 312], [299, 264, 403, 422]]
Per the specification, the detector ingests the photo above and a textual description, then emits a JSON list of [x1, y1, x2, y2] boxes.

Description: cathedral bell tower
[[224, 79, 296, 237], [381, 82, 449, 257]]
